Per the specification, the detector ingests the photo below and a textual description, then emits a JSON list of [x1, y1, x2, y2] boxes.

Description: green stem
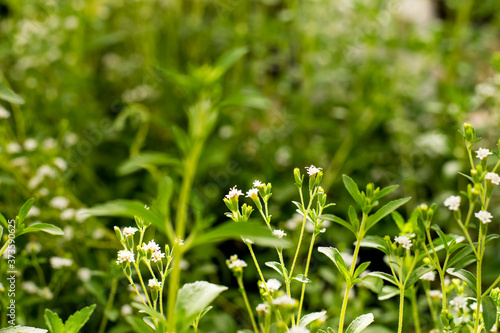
[[237, 276, 260, 333], [474, 224, 486, 333], [297, 232, 317, 321], [398, 287, 405, 333], [410, 287, 421, 333], [424, 288, 438, 328], [98, 278, 118, 333]]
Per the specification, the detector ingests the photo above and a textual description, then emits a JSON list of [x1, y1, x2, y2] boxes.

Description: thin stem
[[483, 274, 500, 297], [410, 287, 421, 333], [237, 276, 260, 333], [297, 232, 317, 321], [474, 223, 484, 333], [98, 278, 118, 333], [424, 288, 438, 327], [398, 287, 405, 333], [248, 244, 270, 294]]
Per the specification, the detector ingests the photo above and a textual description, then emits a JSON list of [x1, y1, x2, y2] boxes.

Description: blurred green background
[[1, 0, 500, 331]]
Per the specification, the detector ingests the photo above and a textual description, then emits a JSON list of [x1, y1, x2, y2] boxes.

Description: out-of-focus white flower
[[39, 287, 54, 300], [37, 165, 57, 178], [179, 259, 189, 270], [288, 327, 310, 333], [256, 303, 268, 315], [22, 281, 40, 294], [75, 208, 89, 223], [476, 148, 492, 160], [476, 83, 496, 97], [272, 295, 297, 307], [121, 304, 133, 316], [26, 241, 41, 254], [50, 196, 69, 210], [226, 185, 243, 199], [64, 226, 74, 240], [64, 16, 79, 30], [11, 157, 29, 168], [50, 257, 73, 269], [429, 290, 442, 299], [151, 251, 165, 263], [77, 268, 91, 282], [485, 172, 500, 185], [53, 157, 67, 171], [394, 235, 413, 250], [475, 210, 493, 224], [6, 142, 21, 154], [38, 188, 49, 196], [265, 279, 281, 292], [23, 138, 38, 151], [92, 228, 105, 239], [116, 250, 135, 264], [27, 206, 40, 217], [246, 188, 259, 199], [285, 213, 303, 230], [64, 132, 78, 146], [420, 271, 436, 281], [122, 227, 137, 238], [42, 138, 58, 150], [305, 165, 322, 176], [0, 105, 10, 119], [142, 240, 161, 253], [470, 302, 482, 312], [444, 195, 461, 211], [272, 229, 287, 238], [174, 237, 184, 246], [341, 252, 354, 268], [450, 296, 467, 309], [60, 208, 75, 220]]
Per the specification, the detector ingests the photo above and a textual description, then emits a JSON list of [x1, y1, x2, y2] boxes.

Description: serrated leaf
[[446, 268, 477, 296], [44, 309, 65, 333], [391, 211, 405, 232], [345, 313, 374, 333], [0, 83, 25, 104], [482, 296, 497, 331], [318, 247, 350, 282], [64, 304, 96, 333], [299, 310, 327, 327], [342, 175, 365, 209], [18, 198, 35, 225], [117, 152, 180, 176], [365, 197, 411, 232], [18, 223, 64, 236]]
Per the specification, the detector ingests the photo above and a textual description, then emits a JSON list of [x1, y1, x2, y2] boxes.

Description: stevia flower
[[174, 237, 184, 246], [6, 142, 21, 154], [476, 148, 492, 160], [142, 240, 161, 252], [50, 257, 73, 269], [0, 106, 10, 119], [24, 138, 38, 151], [420, 271, 436, 281], [60, 208, 75, 220], [450, 296, 467, 310], [78, 268, 92, 282], [246, 188, 259, 200], [256, 303, 268, 315], [151, 250, 165, 263], [444, 195, 461, 211], [123, 227, 138, 238], [253, 180, 264, 188], [148, 279, 161, 289], [265, 279, 281, 292], [272, 295, 297, 307], [485, 172, 500, 185], [305, 165, 322, 176], [470, 302, 482, 312], [53, 157, 67, 171], [116, 250, 135, 264], [429, 290, 442, 299], [394, 235, 413, 250], [226, 185, 243, 199], [50, 196, 69, 210], [272, 229, 287, 238], [227, 254, 247, 270], [289, 327, 310, 333], [475, 210, 493, 224]]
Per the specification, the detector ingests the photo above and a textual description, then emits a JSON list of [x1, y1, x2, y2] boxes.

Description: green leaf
[[192, 221, 290, 248], [131, 302, 165, 322], [378, 286, 400, 300], [293, 274, 311, 284], [320, 214, 356, 236], [64, 304, 96, 333], [215, 47, 248, 76], [219, 88, 271, 110], [345, 313, 374, 333], [0, 212, 8, 229], [348, 206, 360, 232], [446, 268, 477, 296], [117, 152, 180, 176], [365, 197, 411, 232], [342, 175, 365, 209], [318, 247, 350, 282], [391, 211, 405, 232], [125, 316, 155, 333], [0, 327, 47, 333], [18, 223, 64, 236], [85, 200, 166, 234], [360, 235, 388, 254], [153, 175, 174, 217], [18, 198, 35, 225], [482, 296, 497, 331], [405, 265, 434, 289], [354, 262, 371, 279], [368, 272, 399, 287], [318, 328, 336, 333], [457, 172, 474, 183], [373, 185, 399, 201], [360, 275, 383, 294], [0, 83, 24, 104], [265, 261, 287, 278], [298, 310, 327, 327], [430, 225, 449, 252], [175, 281, 227, 330], [44, 309, 65, 333]]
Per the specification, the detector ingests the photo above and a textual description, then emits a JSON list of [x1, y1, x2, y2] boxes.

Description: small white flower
[[444, 195, 461, 211], [38, 188, 49, 196], [39, 287, 54, 300], [64, 226, 74, 240], [60, 208, 75, 220], [420, 271, 436, 281], [148, 279, 161, 289], [475, 210, 493, 224], [151, 251, 165, 262], [470, 302, 482, 312], [256, 303, 268, 315], [10, 156, 29, 167], [265, 279, 281, 292], [0, 105, 10, 119], [75, 208, 89, 223], [42, 138, 58, 150], [272, 229, 287, 238], [174, 237, 184, 246], [64, 132, 78, 146], [179, 259, 190, 270], [27, 206, 40, 217], [226, 185, 243, 199], [23, 138, 38, 151], [289, 327, 310, 333], [394, 235, 413, 250], [37, 165, 57, 178], [22, 281, 40, 294], [6, 142, 21, 154], [50, 257, 73, 269], [485, 172, 500, 185], [228, 259, 247, 269], [450, 296, 467, 309], [305, 165, 322, 176], [142, 240, 161, 252], [429, 290, 442, 299], [116, 250, 135, 264], [246, 188, 259, 199], [53, 157, 67, 171], [122, 227, 138, 238], [50, 196, 69, 210], [272, 295, 297, 307], [476, 148, 493, 160], [253, 180, 264, 187], [121, 304, 133, 316], [77, 268, 91, 282], [26, 241, 41, 254]]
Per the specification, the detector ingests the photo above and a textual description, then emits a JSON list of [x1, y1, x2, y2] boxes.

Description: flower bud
[[294, 168, 303, 188], [464, 123, 475, 144]]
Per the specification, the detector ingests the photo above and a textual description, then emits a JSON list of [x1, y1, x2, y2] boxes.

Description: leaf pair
[[44, 304, 96, 333]]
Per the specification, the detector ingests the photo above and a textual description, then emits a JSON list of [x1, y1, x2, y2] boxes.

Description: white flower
[[265, 279, 282, 292], [151, 251, 165, 263], [53, 157, 67, 171], [77, 268, 91, 282], [121, 304, 133, 316], [253, 180, 264, 187], [228, 259, 247, 269], [37, 165, 57, 178], [50, 196, 69, 210], [42, 138, 58, 150], [123, 227, 138, 238], [148, 279, 161, 289], [226, 185, 243, 199], [23, 138, 38, 151], [444, 195, 461, 211], [450, 296, 467, 309], [0, 105, 10, 119], [246, 188, 259, 199], [26, 241, 41, 254], [470, 302, 482, 312], [174, 237, 184, 246], [285, 213, 303, 230], [272, 295, 297, 307], [394, 235, 413, 250], [50, 257, 73, 269], [272, 229, 287, 238], [485, 172, 500, 185], [256, 303, 268, 315], [476, 148, 493, 160], [116, 250, 135, 264], [22, 281, 40, 294], [6, 142, 21, 154], [60, 208, 75, 220], [64, 226, 74, 240], [420, 271, 436, 281], [289, 327, 310, 333], [305, 165, 322, 176], [75, 208, 89, 223], [27, 206, 40, 217], [38, 188, 49, 196], [142, 240, 161, 252], [39, 287, 53, 300], [64, 132, 78, 146], [475, 210, 493, 224], [11, 156, 29, 167], [429, 290, 442, 299], [179, 259, 190, 270]]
